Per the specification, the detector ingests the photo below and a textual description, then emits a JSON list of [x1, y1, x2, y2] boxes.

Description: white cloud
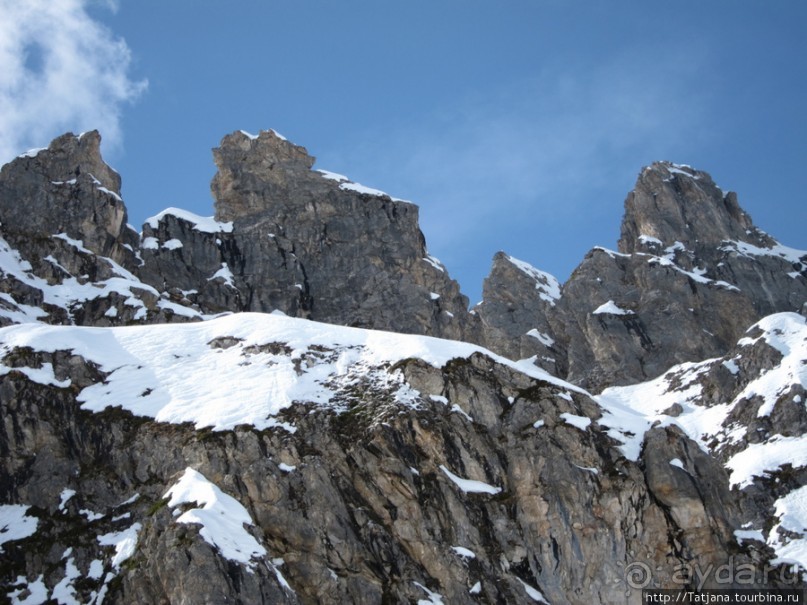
[[0, 0, 146, 162]]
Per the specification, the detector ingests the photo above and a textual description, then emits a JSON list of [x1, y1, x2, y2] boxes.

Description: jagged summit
[[211, 129, 410, 224], [472, 252, 560, 371], [474, 159, 806, 390], [0, 131, 134, 265], [0, 128, 471, 337], [619, 161, 775, 256], [8, 130, 121, 194], [212, 129, 317, 223], [0, 129, 803, 386]]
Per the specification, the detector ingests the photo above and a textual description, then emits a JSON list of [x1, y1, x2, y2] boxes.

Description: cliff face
[[1, 131, 806, 604], [4, 313, 800, 604]]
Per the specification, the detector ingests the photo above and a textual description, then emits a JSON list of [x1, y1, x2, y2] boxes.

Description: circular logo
[[625, 561, 652, 589]]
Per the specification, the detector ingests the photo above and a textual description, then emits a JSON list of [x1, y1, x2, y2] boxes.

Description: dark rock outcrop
[[0, 131, 137, 267], [0, 132, 195, 327], [473, 252, 561, 374]]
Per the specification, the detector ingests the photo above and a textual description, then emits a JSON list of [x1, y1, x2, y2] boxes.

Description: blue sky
[[2, 1, 805, 303]]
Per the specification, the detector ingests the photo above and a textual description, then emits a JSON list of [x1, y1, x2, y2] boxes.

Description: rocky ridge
[[0, 130, 806, 604], [475, 161, 807, 390]]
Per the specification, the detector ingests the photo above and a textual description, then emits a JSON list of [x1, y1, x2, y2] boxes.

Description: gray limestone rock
[[473, 251, 561, 373], [0, 133, 205, 327]]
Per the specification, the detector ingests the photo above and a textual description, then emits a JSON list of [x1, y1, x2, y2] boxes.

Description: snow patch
[[638, 234, 663, 247], [560, 412, 591, 430], [316, 169, 349, 182], [593, 246, 630, 259], [0, 505, 38, 552], [592, 300, 631, 316], [413, 581, 444, 605], [0, 312, 587, 433], [526, 329, 554, 347], [146, 208, 233, 234], [51, 556, 80, 605], [506, 255, 561, 306], [734, 529, 764, 544], [665, 164, 699, 179], [19, 148, 45, 158], [141, 237, 159, 250], [52, 233, 91, 254], [0, 235, 160, 321], [450, 404, 473, 422], [208, 263, 235, 288], [7, 574, 48, 604], [0, 362, 71, 388], [439, 465, 501, 495], [339, 181, 390, 198], [647, 253, 740, 292], [423, 255, 445, 273], [726, 435, 807, 489], [239, 129, 287, 141], [451, 546, 476, 559], [165, 468, 267, 570], [79, 509, 104, 522], [769, 485, 807, 567], [516, 578, 550, 603], [596, 358, 720, 461], [97, 523, 141, 568], [96, 186, 122, 202], [730, 314, 807, 418], [59, 489, 75, 513], [721, 239, 807, 271]]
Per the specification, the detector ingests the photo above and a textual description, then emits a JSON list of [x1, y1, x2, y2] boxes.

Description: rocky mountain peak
[[0, 130, 134, 264], [2, 130, 121, 194], [212, 129, 322, 223], [140, 128, 474, 337], [473, 252, 561, 372], [471, 160, 807, 391], [618, 160, 774, 256]]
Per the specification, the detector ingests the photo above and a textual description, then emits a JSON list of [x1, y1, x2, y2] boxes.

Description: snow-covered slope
[[4, 306, 806, 601], [597, 312, 807, 566], [0, 312, 581, 434]]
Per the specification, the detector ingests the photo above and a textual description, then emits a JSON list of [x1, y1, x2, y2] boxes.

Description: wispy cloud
[[0, 0, 146, 162]]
